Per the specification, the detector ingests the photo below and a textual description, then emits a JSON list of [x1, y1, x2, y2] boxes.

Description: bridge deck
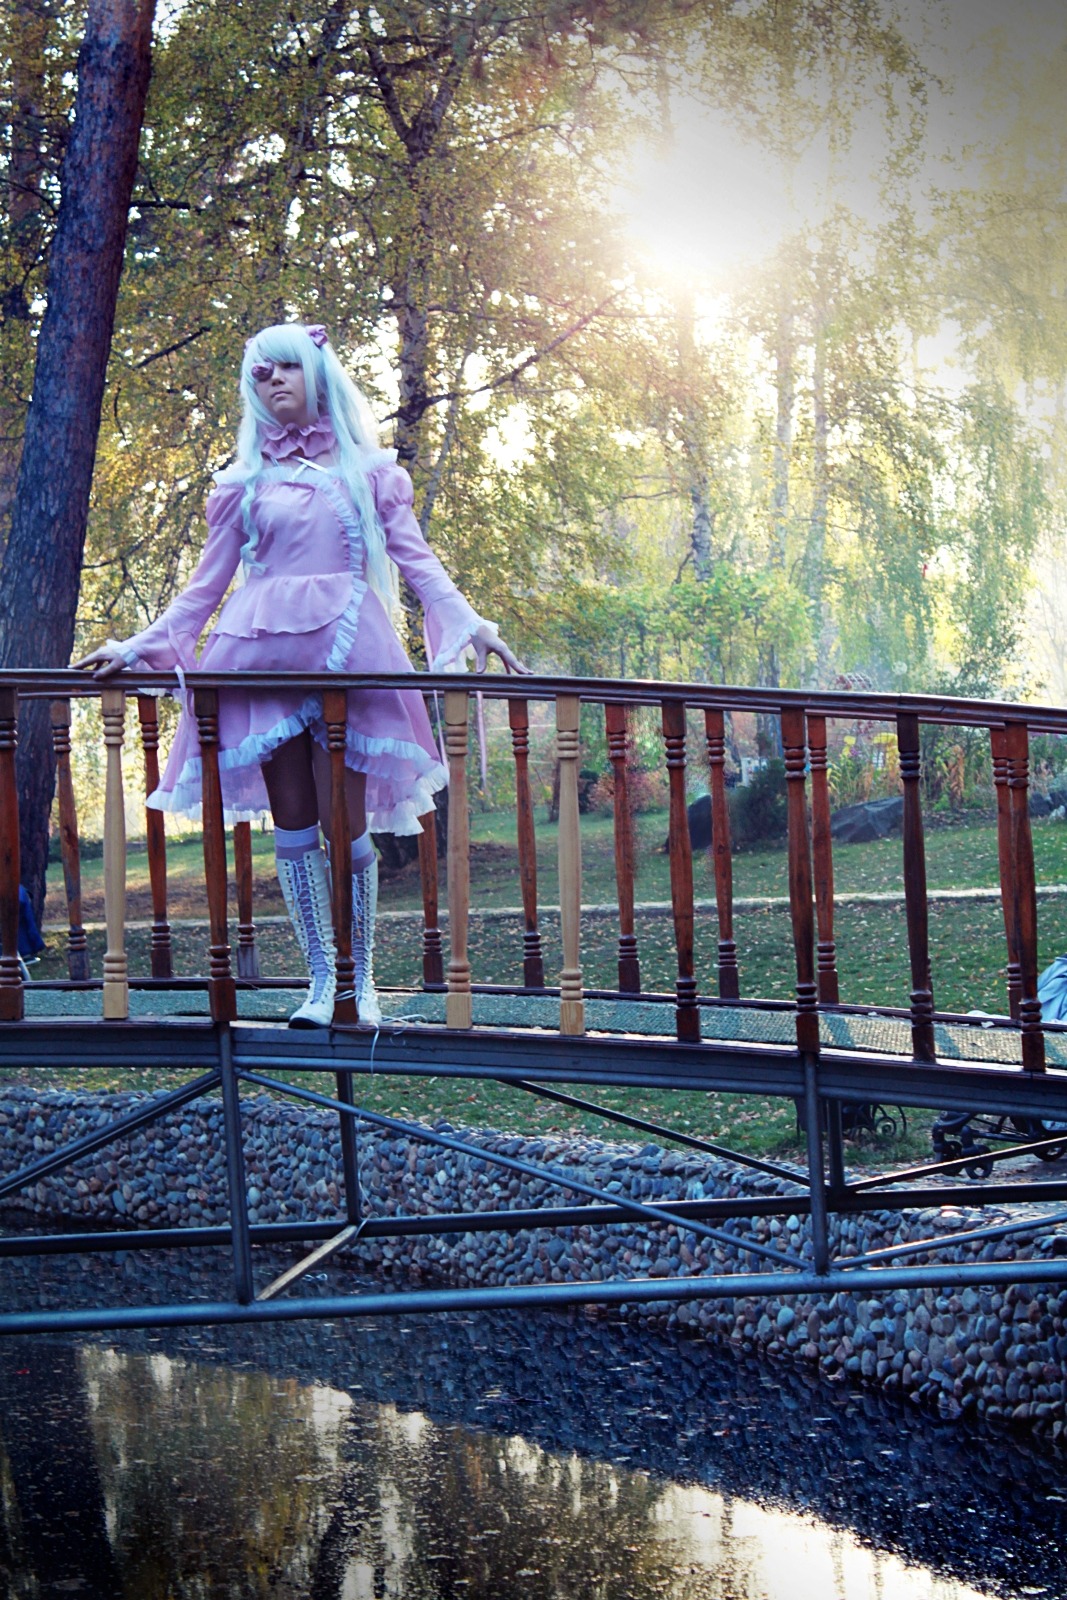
[[13, 982, 1067, 1069]]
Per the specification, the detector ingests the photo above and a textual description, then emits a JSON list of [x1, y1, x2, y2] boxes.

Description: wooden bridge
[[3, 666, 1067, 1334]]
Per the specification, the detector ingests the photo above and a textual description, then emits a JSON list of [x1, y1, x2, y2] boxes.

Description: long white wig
[[233, 323, 398, 617]]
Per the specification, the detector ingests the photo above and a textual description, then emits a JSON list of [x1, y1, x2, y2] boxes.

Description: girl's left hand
[[471, 622, 530, 675]]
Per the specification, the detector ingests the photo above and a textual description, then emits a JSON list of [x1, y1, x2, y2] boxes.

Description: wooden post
[[232, 821, 260, 981], [704, 708, 739, 1000], [136, 694, 173, 979], [807, 714, 840, 1005], [897, 713, 935, 1063], [323, 687, 356, 1024], [605, 702, 640, 994], [991, 725, 1021, 1020], [417, 809, 444, 986], [556, 693, 585, 1036], [782, 708, 818, 1055], [0, 688, 23, 1021], [1006, 721, 1045, 1072], [101, 688, 129, 1021], [193, 687, 236, 1023], [662, 699, 699, 1042], [508, 698, 545, 988], [51, 699, 90, 982], [444, 689, 472, 1029]]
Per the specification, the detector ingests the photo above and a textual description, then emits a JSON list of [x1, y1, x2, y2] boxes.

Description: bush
[[728, 759, 787, 846], [586, 767, 668, 815]]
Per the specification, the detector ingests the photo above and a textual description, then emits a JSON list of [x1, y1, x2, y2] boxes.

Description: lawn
[[42, 805, 1067, 925]]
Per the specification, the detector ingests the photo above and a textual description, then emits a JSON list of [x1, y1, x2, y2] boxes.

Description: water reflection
[[0, 1339, 1014, 1599]]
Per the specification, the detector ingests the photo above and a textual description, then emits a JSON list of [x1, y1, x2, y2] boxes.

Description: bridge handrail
[[0, 666, 1055, 1072], [1, 665, 1067, 733]]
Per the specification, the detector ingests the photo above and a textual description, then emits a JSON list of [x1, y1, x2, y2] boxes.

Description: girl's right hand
[[72, 642, 129, 678]]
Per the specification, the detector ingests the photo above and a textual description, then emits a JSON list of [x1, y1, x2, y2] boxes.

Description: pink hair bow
[[305, 324, 328, 348], [250, 360, 274, 382]]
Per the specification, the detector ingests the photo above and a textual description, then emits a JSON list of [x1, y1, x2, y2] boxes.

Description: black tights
[[261, 731, 368, 844]]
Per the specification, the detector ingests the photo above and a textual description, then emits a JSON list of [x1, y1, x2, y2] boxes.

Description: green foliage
[[2, 0, 1063, 721], [727, 759, 787, 847]]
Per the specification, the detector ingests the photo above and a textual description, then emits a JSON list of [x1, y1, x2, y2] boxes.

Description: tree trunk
[[807, 311, 831, 683], [674, 290, 713, 580], [759, 287, 795, 729], [770, 292, 794, 575], [0, 0, 156, 920], [0, 0, 55, 544]]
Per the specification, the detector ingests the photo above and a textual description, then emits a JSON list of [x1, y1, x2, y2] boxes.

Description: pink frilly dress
[[118, 422, 487, 833]]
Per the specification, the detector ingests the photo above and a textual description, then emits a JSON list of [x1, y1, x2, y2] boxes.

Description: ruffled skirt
[[147, 585, 447, 834]]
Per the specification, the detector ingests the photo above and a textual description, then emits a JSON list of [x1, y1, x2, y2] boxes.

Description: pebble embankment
[[4, 1086, 1067, 1441]]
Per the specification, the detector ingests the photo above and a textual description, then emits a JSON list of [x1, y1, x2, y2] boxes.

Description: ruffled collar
[[260, 417, 337, 462]]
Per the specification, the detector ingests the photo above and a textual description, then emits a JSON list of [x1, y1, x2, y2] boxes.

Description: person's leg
[[263, 731, 319, 829], [265, 734, 335, 1027], [309, 740, 368, 844], [310, 742, 380, 1025]]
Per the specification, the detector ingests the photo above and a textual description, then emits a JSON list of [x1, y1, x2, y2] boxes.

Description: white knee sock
[[274, 822, 321, 860], [351, 829, 374, 871]]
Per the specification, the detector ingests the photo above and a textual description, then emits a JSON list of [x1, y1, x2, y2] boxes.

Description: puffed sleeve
[[371, 463, 492, 671], [117, 481, 245, 671]]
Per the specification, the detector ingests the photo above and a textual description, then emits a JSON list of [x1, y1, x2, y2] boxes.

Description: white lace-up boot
[[275, 828, 336, 1028], [352, 852, 382, 1027]]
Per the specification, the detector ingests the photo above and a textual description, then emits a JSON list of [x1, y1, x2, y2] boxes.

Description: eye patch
[[251, 360, 274, 382]]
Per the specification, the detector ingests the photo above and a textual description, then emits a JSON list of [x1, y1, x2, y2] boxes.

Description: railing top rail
[[2, 667, 1066, 733]]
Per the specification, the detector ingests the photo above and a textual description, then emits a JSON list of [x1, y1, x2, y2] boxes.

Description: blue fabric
[[1038, 955, 1067, 1022], [18, 886, 44, 959]]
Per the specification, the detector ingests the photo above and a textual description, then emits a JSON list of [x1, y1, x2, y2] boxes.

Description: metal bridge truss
[[4, 1018, 1067, 1336]]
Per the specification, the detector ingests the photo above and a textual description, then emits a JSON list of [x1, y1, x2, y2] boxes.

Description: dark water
[[1, 1249, 1067, 1598]]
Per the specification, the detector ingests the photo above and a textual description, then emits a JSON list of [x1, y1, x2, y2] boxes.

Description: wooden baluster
[[232, 821, 260, 981], [704, 708, 739, 1000], [991, 725, 1021, 1020], [508, 698, 545, 988], [444, 689, 472, 1029], [782, 708, 819, 1055], [662, 699, 699, 1042], [897, 713, 935, 1063], [193, 687, 236, 1023], [0, 689, 23, 1021], [807, 714, 840, 1005], [417, 809, 444, 986], [1006, 721, 1045, 1072], [605, 702, 640, 994], [50, 698, 90, 981], [136, 694, 173, 979], [323, 688, 356, 1024], [101, 688, 129, 1021], [556, 693, 585, 1036]]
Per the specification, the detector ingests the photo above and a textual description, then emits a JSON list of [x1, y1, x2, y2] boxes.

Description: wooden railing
[[0, 667, 1062, 1072]]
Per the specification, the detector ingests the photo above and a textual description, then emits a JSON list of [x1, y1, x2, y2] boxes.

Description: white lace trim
[[429, 615, 500, 672]]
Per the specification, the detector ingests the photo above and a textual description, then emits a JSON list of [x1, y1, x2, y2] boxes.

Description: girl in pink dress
[[78, 322, 525, 1025]]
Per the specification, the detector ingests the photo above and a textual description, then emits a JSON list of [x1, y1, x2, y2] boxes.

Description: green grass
[[46, 806, 1067, 926]]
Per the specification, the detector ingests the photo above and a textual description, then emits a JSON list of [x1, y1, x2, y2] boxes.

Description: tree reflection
[[0, 1340, 996, 1600]]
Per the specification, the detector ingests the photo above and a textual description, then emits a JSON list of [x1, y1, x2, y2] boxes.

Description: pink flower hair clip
[[305, 324, 328, 348], [250, 360, 274, 382]]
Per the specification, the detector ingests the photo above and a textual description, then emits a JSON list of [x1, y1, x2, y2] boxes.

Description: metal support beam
[[236, 1067, 802, 1272], [218, 1025, 253, 1305], [5, 1256, 1067, 1337], [505, 1076, 807, 1186], [803, 1052, 830, 1274], [335, 1070, 361, 1225]]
